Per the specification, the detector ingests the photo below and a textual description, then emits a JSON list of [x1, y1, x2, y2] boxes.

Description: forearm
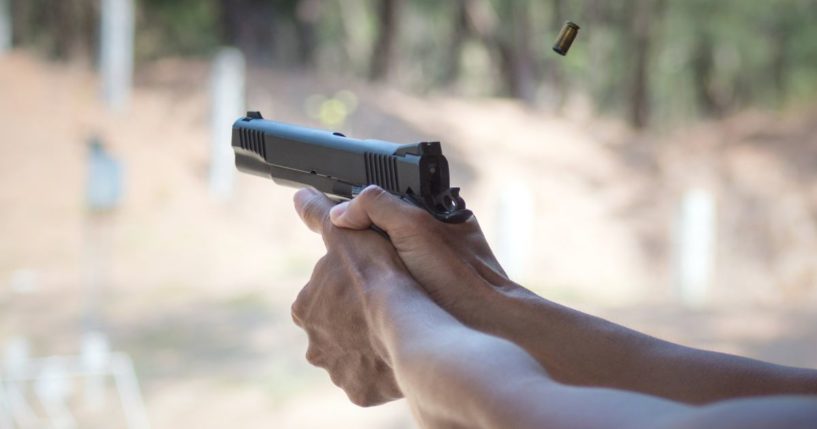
[[478, 286, 817, 404], [367, 276, 695, 429], [367, 275, 559, 428]]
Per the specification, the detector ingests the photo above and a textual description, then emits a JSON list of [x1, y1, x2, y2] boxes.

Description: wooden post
[[99, 0, 134, 111], [81, 332, 110, 410], [3, 336, 38, 427], [35, 362, 76, 429], [494, 180, 535, 281], [0, 0, 10, 56], [676, 188, 716, 307], [210, 47, 245, 199]]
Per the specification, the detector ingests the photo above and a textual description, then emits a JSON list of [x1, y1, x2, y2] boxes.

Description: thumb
[[329, 185, 430, 234]]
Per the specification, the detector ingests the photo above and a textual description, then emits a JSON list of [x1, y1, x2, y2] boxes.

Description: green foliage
[[136, 0, 221, 60], [8, 0, 817, 126]]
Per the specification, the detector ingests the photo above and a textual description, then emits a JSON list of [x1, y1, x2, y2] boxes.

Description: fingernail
[[329, 202, 349, 224]]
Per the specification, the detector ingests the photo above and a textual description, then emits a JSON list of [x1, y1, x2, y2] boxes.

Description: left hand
[[290, 187, 405, 406]]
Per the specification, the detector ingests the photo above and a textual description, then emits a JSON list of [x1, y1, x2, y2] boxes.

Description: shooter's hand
[[329, 185, 524, 329], [291, 188, 406, 406]]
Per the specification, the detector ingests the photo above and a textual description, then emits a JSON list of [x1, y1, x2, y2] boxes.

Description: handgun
[[231, 112, 472, 223]]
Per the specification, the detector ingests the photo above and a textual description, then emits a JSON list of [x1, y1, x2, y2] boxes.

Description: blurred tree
[[369, 0, 403, 81], [691, 28, 721, 117], [626, 0, 664, 128], [9, 0, 33, 48], [218, 0, 323, 67], [499, 0, 537, 103], [52, 0, 96, 60], [766, 3, 803, 104], [6, 0, 817, 128], [446, 0, 536, 101], [10, 0, 96, 60], [294, 0, 322, 66], [441, 0, 469, 85], [219, 0, 276, 63], [545, 0, 566, 107], [439, 0, 499, 89], [136, 0, 220, 60]]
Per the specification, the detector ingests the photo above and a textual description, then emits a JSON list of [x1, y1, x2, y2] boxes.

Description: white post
[[494, 180, 535, 281], [100, 0, 134, 111], [0, 378, 11, 429], [0, 0, 10, 56], [210, 47, 246, 199], [81, 332, 110, 410], [4, 337, 39, 427], [35, 361, 76, 429], [676, 188, 716, 307], [112, 354, 150, 429]]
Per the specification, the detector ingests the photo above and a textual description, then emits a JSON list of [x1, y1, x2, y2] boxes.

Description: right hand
[[329, 185, 526, 326], [292, 188, 407, 406]]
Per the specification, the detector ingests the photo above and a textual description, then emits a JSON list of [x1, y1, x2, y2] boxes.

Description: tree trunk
[[547, 0, 566, 108], [369, 0, 402, 82], [9, 0, 28, 47], [506, 0, 536, 103], [51, 0, 96, 60], [219, 0, 277, 65], [769, 18, 790, 102], [460, 0, 535, 102], [691, 34, 721, 117], [441, 0, 469, 85], [628, 0, 658, 129], [294, 0, 321, 67]]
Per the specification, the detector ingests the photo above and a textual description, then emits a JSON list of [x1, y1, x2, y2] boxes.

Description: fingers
[[329, 185, 431, 236], [294, 187, 336, 236]]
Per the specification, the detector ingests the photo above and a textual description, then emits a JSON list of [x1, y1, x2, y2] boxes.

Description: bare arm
[[474, 288, 817, 404], [330, 186, 817, 404], [372, 271, 817, 429], [292, 187, 817, 429]]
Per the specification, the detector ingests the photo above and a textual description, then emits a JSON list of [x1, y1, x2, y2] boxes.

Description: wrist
[[360, 271, 432, 365], [465, 283, 560, 365], [485, 287, 609, 385], [457, 280, 543, 333]]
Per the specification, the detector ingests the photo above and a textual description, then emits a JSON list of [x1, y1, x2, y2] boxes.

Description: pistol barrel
[[231, 112, 471, 223]]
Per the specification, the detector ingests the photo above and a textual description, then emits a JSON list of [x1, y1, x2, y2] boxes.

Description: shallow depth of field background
[[1, 0, 817, 428]]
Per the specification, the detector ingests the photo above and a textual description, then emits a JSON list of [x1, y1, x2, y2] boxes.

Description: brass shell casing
[[553, 21, 580, 56]]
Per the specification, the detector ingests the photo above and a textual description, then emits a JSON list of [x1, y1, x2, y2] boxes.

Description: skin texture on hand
[[291, 187, 404, 406], [328, 185, 817, 404], [291, 186, 817, 429], [329, 186, 518, 328]]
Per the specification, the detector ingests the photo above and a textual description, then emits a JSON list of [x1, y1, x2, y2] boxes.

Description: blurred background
[[1, 0, 817, 427]]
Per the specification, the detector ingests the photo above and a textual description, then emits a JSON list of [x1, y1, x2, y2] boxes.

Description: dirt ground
[[1, 52, 816, 428]]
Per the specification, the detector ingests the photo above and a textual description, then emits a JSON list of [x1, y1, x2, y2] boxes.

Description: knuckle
[[290, 297, 305, 324], [327, 369, 343, 387], [359, 185, 387, 205], [313, 254, 328, 271], [301, 197, 318, 218], [321, 223, 340, 245], [305, 346, 323, 366], [348, 390, 382, 408], [291, 280, 314, 321], [303, 198, 329, 226], [396, 207, 435, 235], [347, 391, 369, 407], [290, 303, 302, 326], [405, 206, 433, 225], [311, 255, 332, 278]]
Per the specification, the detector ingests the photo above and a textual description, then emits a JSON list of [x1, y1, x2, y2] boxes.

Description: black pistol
[[231, 112, 472, 223]]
